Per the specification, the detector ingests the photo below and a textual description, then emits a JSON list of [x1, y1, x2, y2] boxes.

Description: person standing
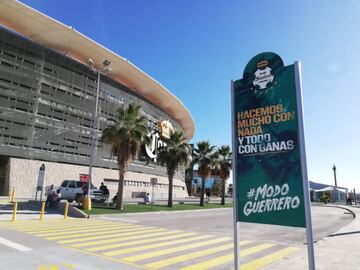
[[45, 184, 55, 209]]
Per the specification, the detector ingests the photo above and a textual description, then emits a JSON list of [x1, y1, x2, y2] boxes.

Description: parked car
[[59, 180, 105, 203]]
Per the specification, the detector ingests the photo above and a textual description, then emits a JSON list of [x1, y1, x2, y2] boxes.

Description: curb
[[323, 204, 356, 219]]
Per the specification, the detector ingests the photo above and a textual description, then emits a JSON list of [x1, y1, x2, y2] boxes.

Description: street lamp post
[[332, 165, 337, 187], [84, 59, 111, 210]]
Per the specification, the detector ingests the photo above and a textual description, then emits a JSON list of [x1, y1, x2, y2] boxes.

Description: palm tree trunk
[[221, 178, 226, 205], [168, 172, 174, 207], [116, 163, 125, 210], [200, 176, 205, 206]]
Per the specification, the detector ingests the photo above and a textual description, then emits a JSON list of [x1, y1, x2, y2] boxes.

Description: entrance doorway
[[0, 156, 9, 195]]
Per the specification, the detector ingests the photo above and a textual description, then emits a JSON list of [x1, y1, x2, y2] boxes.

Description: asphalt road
[[97, 204, 354, 246], [0, 204, 354, 270]]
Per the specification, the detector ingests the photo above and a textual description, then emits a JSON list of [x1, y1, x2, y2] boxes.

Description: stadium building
[[0, 1, 195, 199]]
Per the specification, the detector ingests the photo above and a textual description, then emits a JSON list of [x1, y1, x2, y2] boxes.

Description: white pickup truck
[[59, 180, 105, 203]]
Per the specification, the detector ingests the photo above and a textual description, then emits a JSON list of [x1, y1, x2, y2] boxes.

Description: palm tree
[[101, 104, 149, 210], [214, 145, 232, 205], [193, 141, 217, 206], [157, 131, 192, 207]]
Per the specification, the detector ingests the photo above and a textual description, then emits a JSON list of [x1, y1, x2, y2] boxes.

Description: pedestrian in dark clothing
[[206, 189, 211, 203], [103, 186, 110, 206], [99, 182, 105, 193]]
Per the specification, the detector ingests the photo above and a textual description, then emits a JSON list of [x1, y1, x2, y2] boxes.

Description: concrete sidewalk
[[263, 205, 360, 270]]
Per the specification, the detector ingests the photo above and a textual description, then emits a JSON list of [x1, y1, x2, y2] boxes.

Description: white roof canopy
[[0, 0, 195, 141]]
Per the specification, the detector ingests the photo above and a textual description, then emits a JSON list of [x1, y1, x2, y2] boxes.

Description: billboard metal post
[[231, 80, 240, 270], [294, 61, 316, 270]]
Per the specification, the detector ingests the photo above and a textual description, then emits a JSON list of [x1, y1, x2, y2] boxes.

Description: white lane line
[[0, 237, 32, 251]]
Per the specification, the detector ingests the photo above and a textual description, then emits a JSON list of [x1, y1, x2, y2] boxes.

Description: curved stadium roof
[[0, 0, 195, 141]]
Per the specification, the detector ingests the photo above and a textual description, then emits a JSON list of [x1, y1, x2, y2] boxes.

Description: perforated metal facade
[[0, 27, 185, 195]]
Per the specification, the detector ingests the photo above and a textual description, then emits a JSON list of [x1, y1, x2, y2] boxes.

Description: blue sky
[[19, 0, 360, 191]]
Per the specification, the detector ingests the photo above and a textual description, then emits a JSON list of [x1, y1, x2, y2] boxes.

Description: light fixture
[[103, 59, 111, 66]]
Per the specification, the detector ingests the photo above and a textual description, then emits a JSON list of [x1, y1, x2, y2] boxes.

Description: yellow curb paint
[[240, 247, 299, 270], [123, 237, 231, 263]]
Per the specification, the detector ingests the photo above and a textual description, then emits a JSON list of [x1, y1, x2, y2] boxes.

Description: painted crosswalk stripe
[[20, 222, 123, 233], [26, 223, 130, 234], [35, 224, 141, 237], [103, 234, 212, 256], [58, 228, 167, 244], [179, 243, 275, 270], [1, 219, 99, 228], [122, 237, 231, 263], [144, 240, 253, 269], [87, 232, 198, 252], [47, 226, 151, 240], [70, 230, 182, 248], [240, 247, 299, 270]]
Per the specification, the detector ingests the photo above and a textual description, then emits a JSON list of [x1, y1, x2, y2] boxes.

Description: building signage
[[145, 120, 174, 160], [232, 52, 307, 227], [158, 120, 173, 139], [36, 164, 45, 191]]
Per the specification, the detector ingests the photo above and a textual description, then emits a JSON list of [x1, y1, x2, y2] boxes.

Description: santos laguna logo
[[145, 120, 173, 160], [252, 59, 274, 90]]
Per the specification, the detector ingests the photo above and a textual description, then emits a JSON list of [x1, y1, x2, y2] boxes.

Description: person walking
[[206, 189, 211, 203], [103, 185, 110, 206]]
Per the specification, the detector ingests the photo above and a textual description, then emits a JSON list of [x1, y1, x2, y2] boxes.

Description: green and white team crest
[[252, 59, 274, 90]]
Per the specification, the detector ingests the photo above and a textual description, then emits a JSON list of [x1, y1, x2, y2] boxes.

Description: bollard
[[64, 202, 69, 220], [40, 201, 45, 221], [10, 187, 15, 203], [11, 202, 17, 223]]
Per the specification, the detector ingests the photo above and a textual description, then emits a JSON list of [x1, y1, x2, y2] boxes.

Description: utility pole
[[332, 165, 337, 187], [354, 188, 357, 205]]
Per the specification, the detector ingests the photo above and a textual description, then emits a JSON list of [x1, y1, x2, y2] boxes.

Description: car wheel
[[67, 199, 73, 203]]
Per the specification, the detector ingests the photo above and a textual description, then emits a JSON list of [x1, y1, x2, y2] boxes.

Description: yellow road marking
[[179, 243, 275, 270], [2, 219, 97, 227], [145, 243, 234, 269], [123, 237, 231, 263], [70, 230, 182, 248], [87, 232, 197, 252], [37, 264, 59, 270], [36, 224, 141, 237], [240, 247, 299, 270], [47, 226, 152, 240], [60, 262, 76, 269], [103, 234, 212, 256], [19, 222, 119, 232], [240, 243, 275, 257], [145, 240, 253, 269], [66, 246, 147, 270], [58, 228, 167, 244], [25, 223, 129, 234]]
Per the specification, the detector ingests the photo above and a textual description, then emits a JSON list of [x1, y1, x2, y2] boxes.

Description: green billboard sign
[[232, 52, 306, 227]]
